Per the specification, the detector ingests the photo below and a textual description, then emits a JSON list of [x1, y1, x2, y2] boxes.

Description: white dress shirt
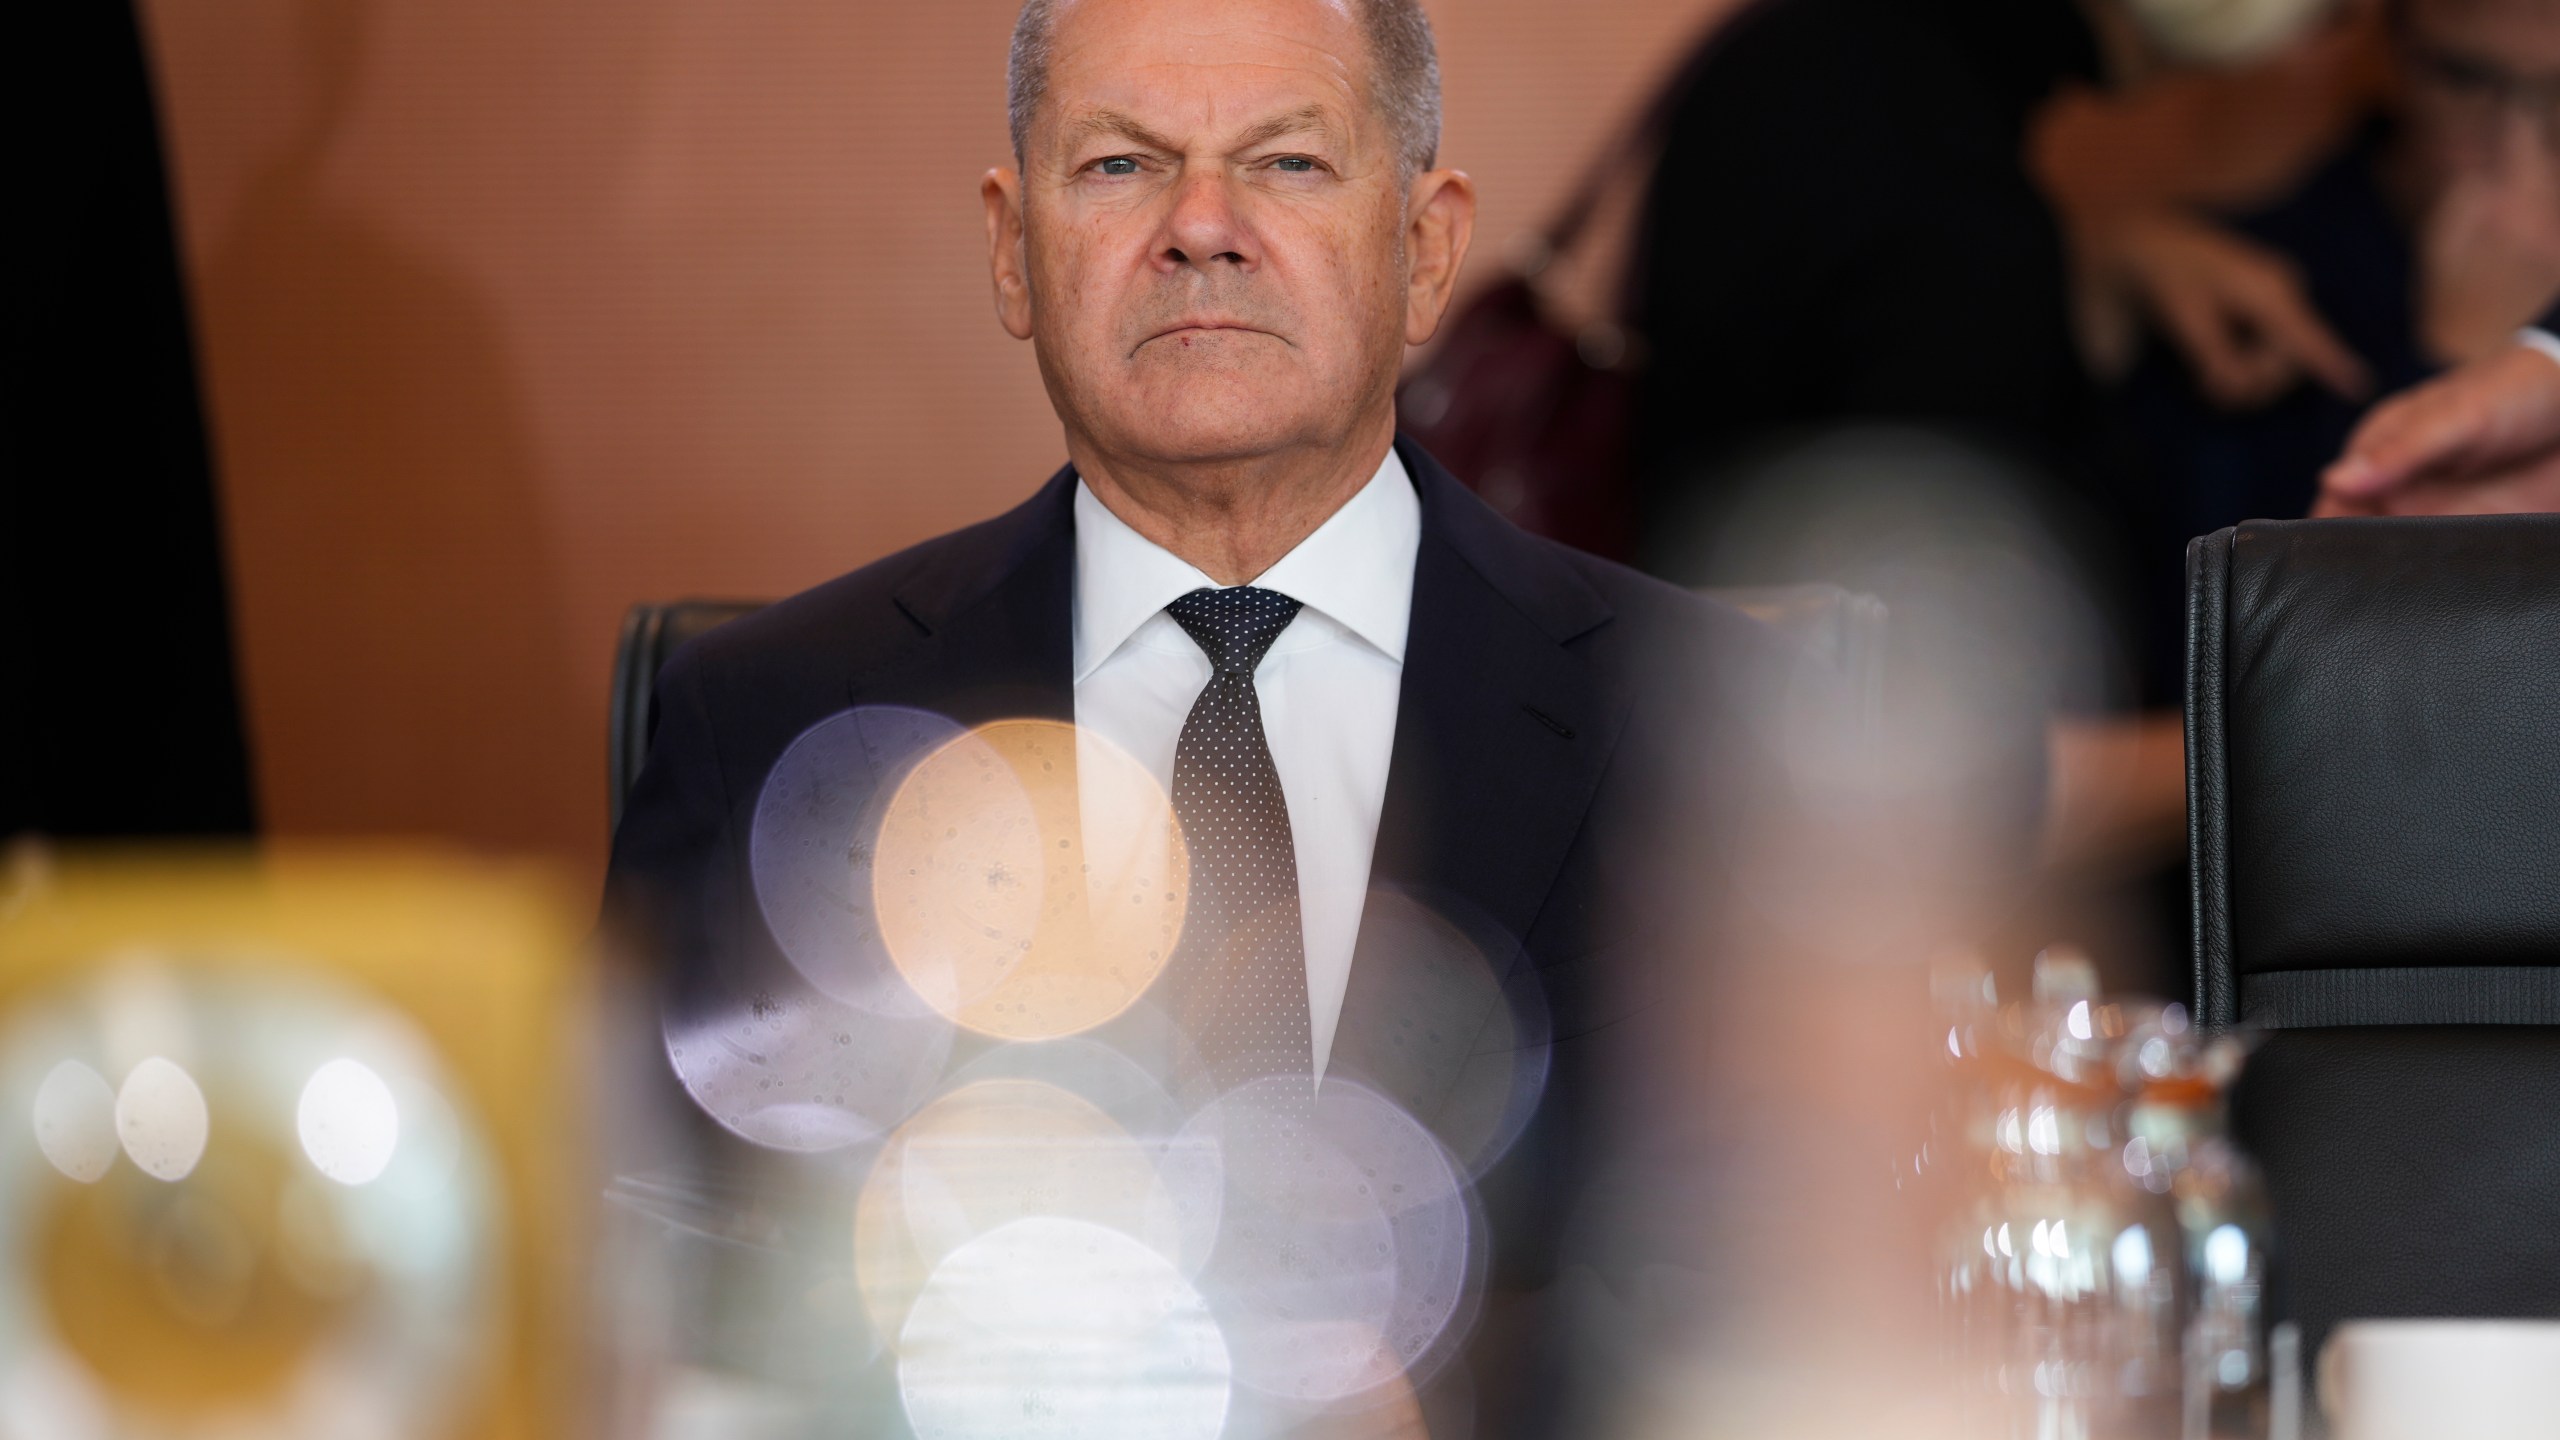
[[1072, 449, 1420, 1079]]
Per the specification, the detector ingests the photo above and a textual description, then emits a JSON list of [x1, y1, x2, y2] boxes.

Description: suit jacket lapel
[[1333, 440, 1630, 1118], [853, 466, 1078, 725]]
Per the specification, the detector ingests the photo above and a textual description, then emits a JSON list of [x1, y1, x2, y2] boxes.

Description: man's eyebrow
[[1063, 109, 1183, 153], [1061, 105, 1337, 155], [1229, 105, 1335, 151]]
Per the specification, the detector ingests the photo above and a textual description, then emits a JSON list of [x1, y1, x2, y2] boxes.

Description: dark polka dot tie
[[1162, 585, 1314, 1092]]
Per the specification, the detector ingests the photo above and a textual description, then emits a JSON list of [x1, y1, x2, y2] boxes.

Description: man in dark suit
[[605, 0, 1774, 1432]]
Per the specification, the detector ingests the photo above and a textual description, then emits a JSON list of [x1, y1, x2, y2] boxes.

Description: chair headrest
[[2189, 516, 2560, 1025]]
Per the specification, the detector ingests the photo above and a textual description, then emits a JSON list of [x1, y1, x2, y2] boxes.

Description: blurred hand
[[2316, 340, 2560, 514], [2101, 210, 2370, 409], [2416, 110, 2560, 364]]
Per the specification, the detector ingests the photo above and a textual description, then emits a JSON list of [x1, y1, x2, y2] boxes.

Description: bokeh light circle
[[113, 1056, 209, 1183], [1338, 889, 1551, 1178], [941, 1039, 1222, 1265], [873, 720, 1187, 1040], [750, 705, 967, 1014], [1182, 1077, 1472, 1402], [661, 973, 952, 1153], [31, 1060, 118, 1184], [896, 1216, 1230, 1440], [854, 1078, 1201, 1343], [295, 1057, 400, 1186], [942, 1037, 1186, 1142]]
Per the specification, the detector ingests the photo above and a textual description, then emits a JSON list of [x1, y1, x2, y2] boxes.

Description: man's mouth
[[1137, 321, 1282, 352]]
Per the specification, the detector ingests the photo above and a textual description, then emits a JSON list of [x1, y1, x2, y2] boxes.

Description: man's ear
[[1403, 168, 1478, 348], [984, 167, 1035, 340]]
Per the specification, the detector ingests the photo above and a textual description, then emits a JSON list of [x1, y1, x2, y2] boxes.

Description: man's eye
[[1095, 157, 1140, 176], [1272, 156, 1316, 173]]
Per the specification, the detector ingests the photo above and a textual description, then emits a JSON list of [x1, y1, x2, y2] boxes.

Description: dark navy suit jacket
[[604, 438, 1779, 1430]]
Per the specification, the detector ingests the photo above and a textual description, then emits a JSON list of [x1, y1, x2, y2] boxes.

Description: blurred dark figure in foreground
[[3, 3, 256, 839], [2124, 0, 2560, 551]]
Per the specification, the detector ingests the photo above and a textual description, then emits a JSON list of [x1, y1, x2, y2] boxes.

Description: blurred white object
[[2268, 1321, 2304, 1440], [2031, 947, 2100, 1006], [647, 1366, 808, 1440], [30, 1061, 117, 1184], [897, 1217, 1229, 1440], [2318, 1320, 2560, 1440], [110, 1055, 208, 1182], [296, 1056, 401, 1186], [2121, 0, 2339, 65]]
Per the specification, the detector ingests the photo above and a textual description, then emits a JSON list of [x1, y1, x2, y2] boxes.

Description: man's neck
[[1069, 422, 1396, 585]]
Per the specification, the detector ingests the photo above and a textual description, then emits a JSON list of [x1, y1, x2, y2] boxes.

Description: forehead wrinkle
[[1066, 54, 1363, 113], [1043, 13, 1371, 121]]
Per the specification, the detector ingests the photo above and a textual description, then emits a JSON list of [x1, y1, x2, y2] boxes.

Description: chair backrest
[[2185, 516, 2560, 1356], [2186, 516, 2560, 1028], [606, 585, 1886, 831], [606, 599, 765, 833]]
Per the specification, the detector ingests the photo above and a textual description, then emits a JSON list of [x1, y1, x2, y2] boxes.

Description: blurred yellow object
[[0, 843, 589, 1440]]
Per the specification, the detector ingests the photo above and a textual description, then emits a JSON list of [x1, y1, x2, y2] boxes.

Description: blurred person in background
[[2120, 0, 2560, 556], [1626, 0, 2366, 633], [2055, 0, 2560, 936], [605, 0, 1777, 1433], [1628, 0, 2119, 557], [2302, 5, 2560, 519], [1620, 0, 2374, 993]]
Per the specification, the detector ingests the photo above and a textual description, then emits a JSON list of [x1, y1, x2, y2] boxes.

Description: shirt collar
[[1072, 447, 1420, 683]]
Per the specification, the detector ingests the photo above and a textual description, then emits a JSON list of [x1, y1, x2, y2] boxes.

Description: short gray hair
[[1007, 0, 1442, 176]]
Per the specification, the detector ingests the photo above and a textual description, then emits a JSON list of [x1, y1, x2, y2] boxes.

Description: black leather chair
[[2186, 516, 2560, 1356], [606, 599, 763, 833], [606, 585, 1886, 830]]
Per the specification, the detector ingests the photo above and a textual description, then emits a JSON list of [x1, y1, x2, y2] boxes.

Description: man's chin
[[1107, 421, 1316, 466], [1088, 389, 1341, 466]]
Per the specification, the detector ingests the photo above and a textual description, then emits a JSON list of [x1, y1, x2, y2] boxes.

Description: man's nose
[[1153, 169, 1256, 274]]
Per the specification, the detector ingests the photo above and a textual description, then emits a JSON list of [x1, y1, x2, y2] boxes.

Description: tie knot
[[1166, 586, 1302, 675]]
